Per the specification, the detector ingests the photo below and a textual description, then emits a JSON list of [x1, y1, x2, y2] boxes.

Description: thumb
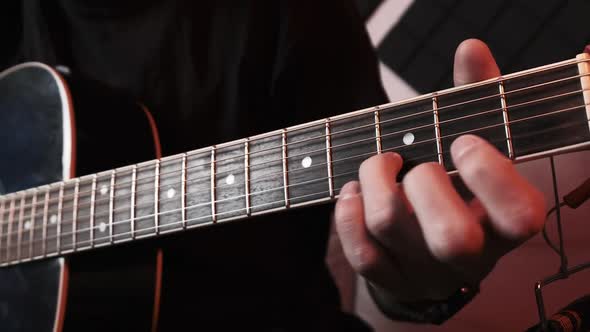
[[453, 39, 501, 86]]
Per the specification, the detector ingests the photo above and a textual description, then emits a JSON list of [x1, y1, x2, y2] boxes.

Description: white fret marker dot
[[225, 174, 235, 185], [403, 132, 415, 145], [50, 215, 57, 224], [100, 185, 108, 195], [98, 222, 107, 233], [167, 188, 176, 199], [302, 156, 312, 168], [24, 221, 31, 230]]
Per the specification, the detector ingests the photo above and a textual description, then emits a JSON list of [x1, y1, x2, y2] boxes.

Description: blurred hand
[[333, 39, 546, 302]]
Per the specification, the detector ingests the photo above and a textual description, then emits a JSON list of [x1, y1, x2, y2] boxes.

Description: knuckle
[[404, 162, 442, 183], [366, 205, 396, 238], [359, 154, 379, 174], [334, 207, 358, 235], [333, 203, 351, 224], [360, 152, 401, 177], [502, 190, 546, 239], [350, 246, 380, 276], [468, 157, 504, 180], [429, 222, 483, 262], [463, 153, 511, 182]]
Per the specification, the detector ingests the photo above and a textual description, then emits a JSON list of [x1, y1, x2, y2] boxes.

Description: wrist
[[366, 280, 479, 325]]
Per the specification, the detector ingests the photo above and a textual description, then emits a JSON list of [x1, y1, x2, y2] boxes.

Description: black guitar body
[[0, 63, 161, 332]]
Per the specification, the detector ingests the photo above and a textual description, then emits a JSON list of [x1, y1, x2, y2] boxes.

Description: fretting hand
[[333, 39, 546, 305]]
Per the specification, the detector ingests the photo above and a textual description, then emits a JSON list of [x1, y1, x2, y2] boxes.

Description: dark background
[[354, 0, 590, 93]]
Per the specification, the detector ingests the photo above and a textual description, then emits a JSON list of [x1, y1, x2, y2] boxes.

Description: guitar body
[[0, 63, 161, 331]]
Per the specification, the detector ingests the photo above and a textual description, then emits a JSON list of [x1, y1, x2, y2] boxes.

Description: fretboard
[[1, 54, 589, 266]]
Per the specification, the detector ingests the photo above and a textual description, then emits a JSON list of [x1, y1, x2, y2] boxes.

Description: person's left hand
[[332, 39, 547, 303]]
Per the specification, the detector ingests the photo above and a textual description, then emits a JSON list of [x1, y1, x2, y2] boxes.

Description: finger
[[451, 135, 546, 242], [403, 162, 485, 263], [454, 39, 501, 86], [358, 153, 411, 250], [333, 181, 402, 289]]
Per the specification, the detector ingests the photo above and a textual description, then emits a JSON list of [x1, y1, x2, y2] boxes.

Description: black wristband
[[366, 281, 480, 325]]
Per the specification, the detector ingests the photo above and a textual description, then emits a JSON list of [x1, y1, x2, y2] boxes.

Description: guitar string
[[1, 102, 588, 239], [6, 75, 588, 213], [1, 113, 588, 256], [3, 94, 588, 236]]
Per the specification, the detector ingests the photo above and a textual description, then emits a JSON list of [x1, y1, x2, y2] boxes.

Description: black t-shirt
[[2, 0, 387, 329]]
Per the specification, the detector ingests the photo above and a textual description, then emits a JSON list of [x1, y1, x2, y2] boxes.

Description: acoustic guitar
[[0, 52, 589, 331]]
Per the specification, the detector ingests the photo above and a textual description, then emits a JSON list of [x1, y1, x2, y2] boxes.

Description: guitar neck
[[1, 54, 590, 267]]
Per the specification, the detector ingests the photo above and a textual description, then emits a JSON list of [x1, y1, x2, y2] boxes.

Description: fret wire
[[16, 193, 25, 261], [8, 116, 590, 253], [108, 170, 116, 243], [89, 175, 97, 247], [56, 182, 64, 254], [0, 199, 4, 261], [42, 188, 49, 256], [154, 161, 161, 233], [181, 154, 187, 228], [244, 139, 251, 216], [29, 190, 37, 259], [432, 96, 444, 166], [325, 119, 335, 198], [577, 53, 590, 130], [281, 129, 290, 207], [72, 179, 79, 251], [210, 147, 217, 222], [131, 165, 137, 238], [499, 80, 515, 159], [374, 109, 382, 154], [6, 198, 15, 262], [17, 72, 590, 213]]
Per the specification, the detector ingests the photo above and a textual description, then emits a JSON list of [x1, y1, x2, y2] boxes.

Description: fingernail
[[339, 181, 360, 200], [451, 135, 481, 160]]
